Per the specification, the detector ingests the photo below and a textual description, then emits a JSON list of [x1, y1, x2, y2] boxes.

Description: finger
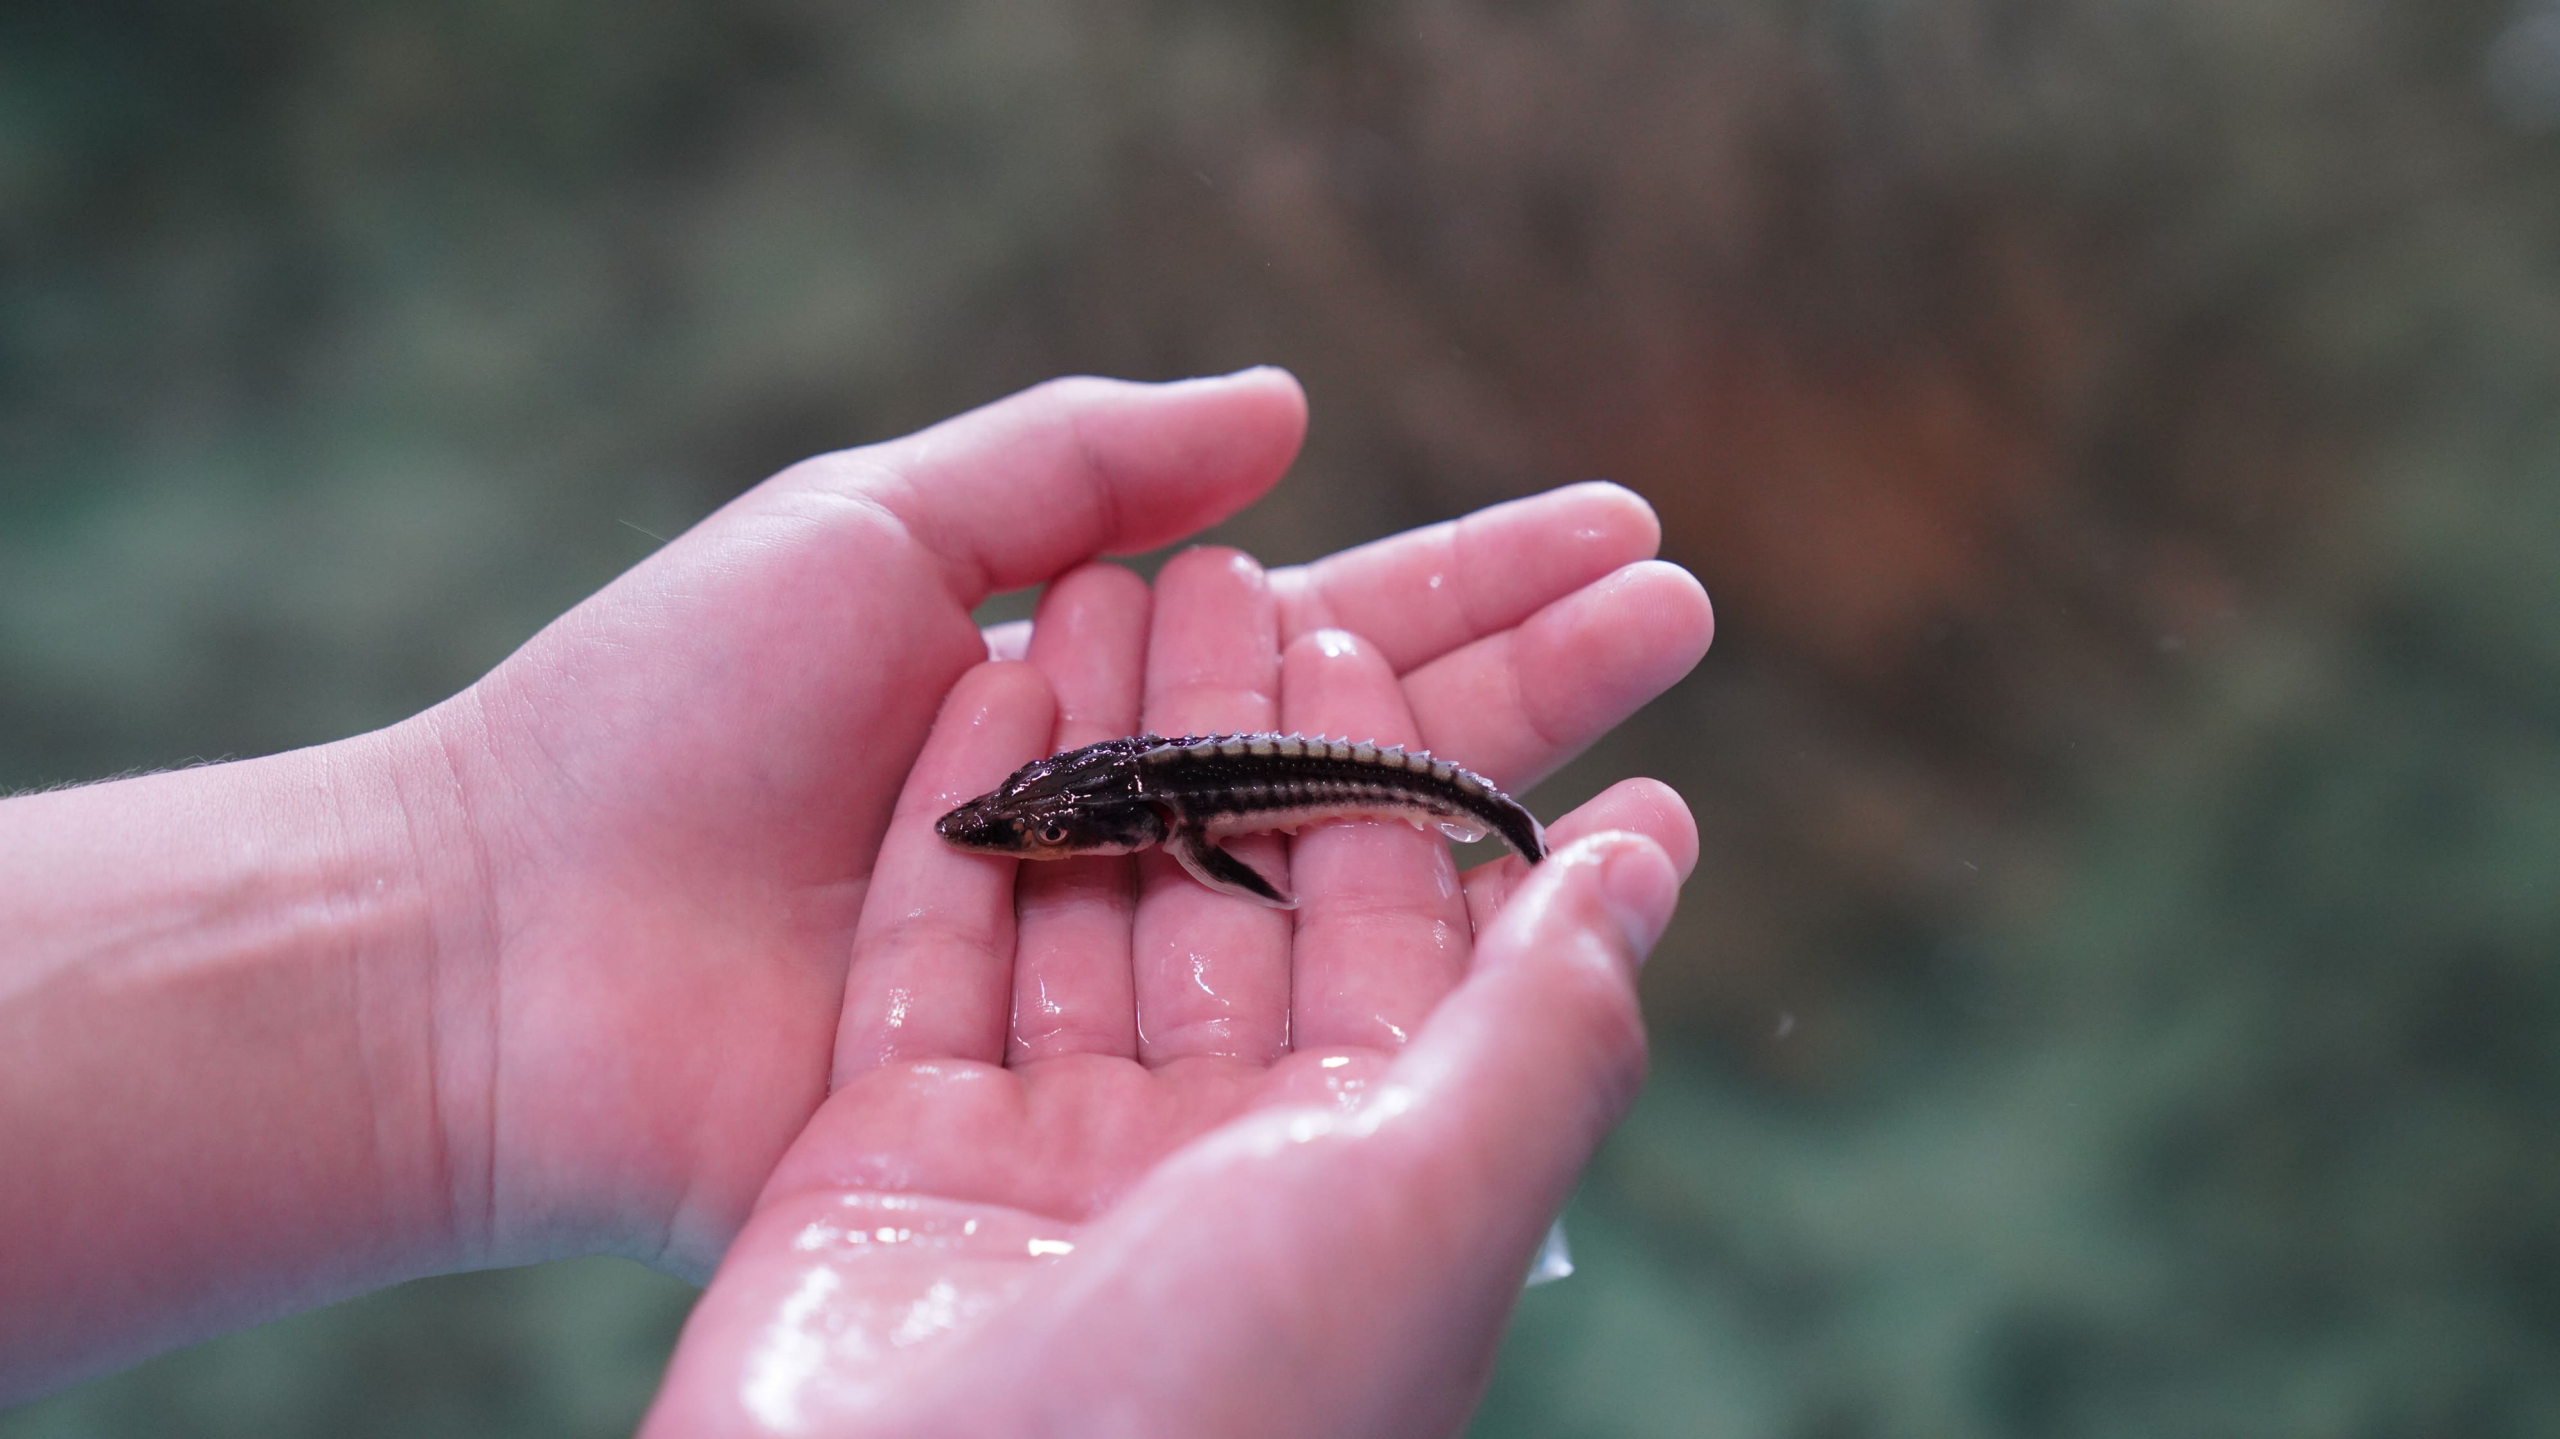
[[1131, 547, 1292, 1065], [1403, 559, 1712, 791], [1010, 564, 1151, 1063], [1279, 628, 1474, 1052], [1269, 481, 1660, 674], [780, 368, 1307, 603], [836, 834, 1684, 1438], [834, 662, 1057, 1081], [1393, 832, 1680, 1206], [1463, 777, 1698, 931]]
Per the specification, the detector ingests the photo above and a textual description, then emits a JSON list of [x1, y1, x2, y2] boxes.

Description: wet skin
[[0, 370, 1707, 1432], [643, 535, 1709, 1430]]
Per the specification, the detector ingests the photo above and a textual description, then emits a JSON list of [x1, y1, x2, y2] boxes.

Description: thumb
[[1388, 831, 1680, 1232], [774, 367, 1308, 604]]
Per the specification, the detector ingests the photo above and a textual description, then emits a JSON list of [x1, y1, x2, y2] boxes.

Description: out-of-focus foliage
[[5, 1, 2557, 1435], [0, 1262, 688, 1439]]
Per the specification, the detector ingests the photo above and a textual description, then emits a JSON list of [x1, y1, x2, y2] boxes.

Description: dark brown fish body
[[936, 732, 1545, 908]]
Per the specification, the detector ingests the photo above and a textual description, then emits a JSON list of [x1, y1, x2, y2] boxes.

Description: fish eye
[[1038, 821, 1069, 845]]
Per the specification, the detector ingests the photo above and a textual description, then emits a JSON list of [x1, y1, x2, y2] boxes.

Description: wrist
[[353, 698, 511, 1265], [0, 724, 487, 1397]]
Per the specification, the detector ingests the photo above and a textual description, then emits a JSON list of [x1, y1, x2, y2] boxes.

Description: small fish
[[936, 732, 1545, 908]]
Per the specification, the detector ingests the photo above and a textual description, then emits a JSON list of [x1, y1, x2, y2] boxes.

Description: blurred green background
[[5, 1, 2558, 1434]]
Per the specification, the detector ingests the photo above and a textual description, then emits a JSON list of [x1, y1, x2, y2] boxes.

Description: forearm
[[0, 721, 482, 1401]]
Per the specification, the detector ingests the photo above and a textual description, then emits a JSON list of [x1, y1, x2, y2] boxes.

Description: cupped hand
[[634, 533, 1708, 1437], [408, 369, 1704, 1282]]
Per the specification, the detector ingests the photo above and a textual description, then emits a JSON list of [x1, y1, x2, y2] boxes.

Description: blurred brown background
[[5, 1, 2557, 1435]]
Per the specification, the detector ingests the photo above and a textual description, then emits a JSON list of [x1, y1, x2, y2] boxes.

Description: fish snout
[[935, 800, 1020, 853]]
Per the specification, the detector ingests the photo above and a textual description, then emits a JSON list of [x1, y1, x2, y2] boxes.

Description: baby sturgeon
[[935, 732, 1545, 908]]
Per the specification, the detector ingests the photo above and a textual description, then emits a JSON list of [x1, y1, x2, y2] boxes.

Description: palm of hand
[[796, 547, 1522, 1236], [672, 534, 1701, 1436], [426, 376, 1703, 1431]]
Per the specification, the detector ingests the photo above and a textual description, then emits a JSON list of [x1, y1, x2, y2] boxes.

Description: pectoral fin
[[1167, 825, 1296, 908]]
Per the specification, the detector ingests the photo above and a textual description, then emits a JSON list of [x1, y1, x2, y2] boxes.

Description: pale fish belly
[[1194, 795, 1490, 845]]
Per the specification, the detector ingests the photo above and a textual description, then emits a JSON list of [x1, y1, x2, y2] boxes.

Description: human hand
[[407, 370, 1702, 1285], [634, 526, 1707, 1435], [0, 369, 1702, 1403]]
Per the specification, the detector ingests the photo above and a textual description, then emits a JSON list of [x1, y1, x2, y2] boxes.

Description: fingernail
[[1599, 838, 1677, 966]]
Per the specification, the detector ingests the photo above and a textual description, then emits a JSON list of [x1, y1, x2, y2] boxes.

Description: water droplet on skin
[[890, 1280, 966, 1347], [742, 1266, 842, 1429], [1319, 1066, 1368, 1106]]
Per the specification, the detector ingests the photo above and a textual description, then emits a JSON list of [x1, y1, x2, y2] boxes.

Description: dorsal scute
[[1130, 731, 1493, 791]]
